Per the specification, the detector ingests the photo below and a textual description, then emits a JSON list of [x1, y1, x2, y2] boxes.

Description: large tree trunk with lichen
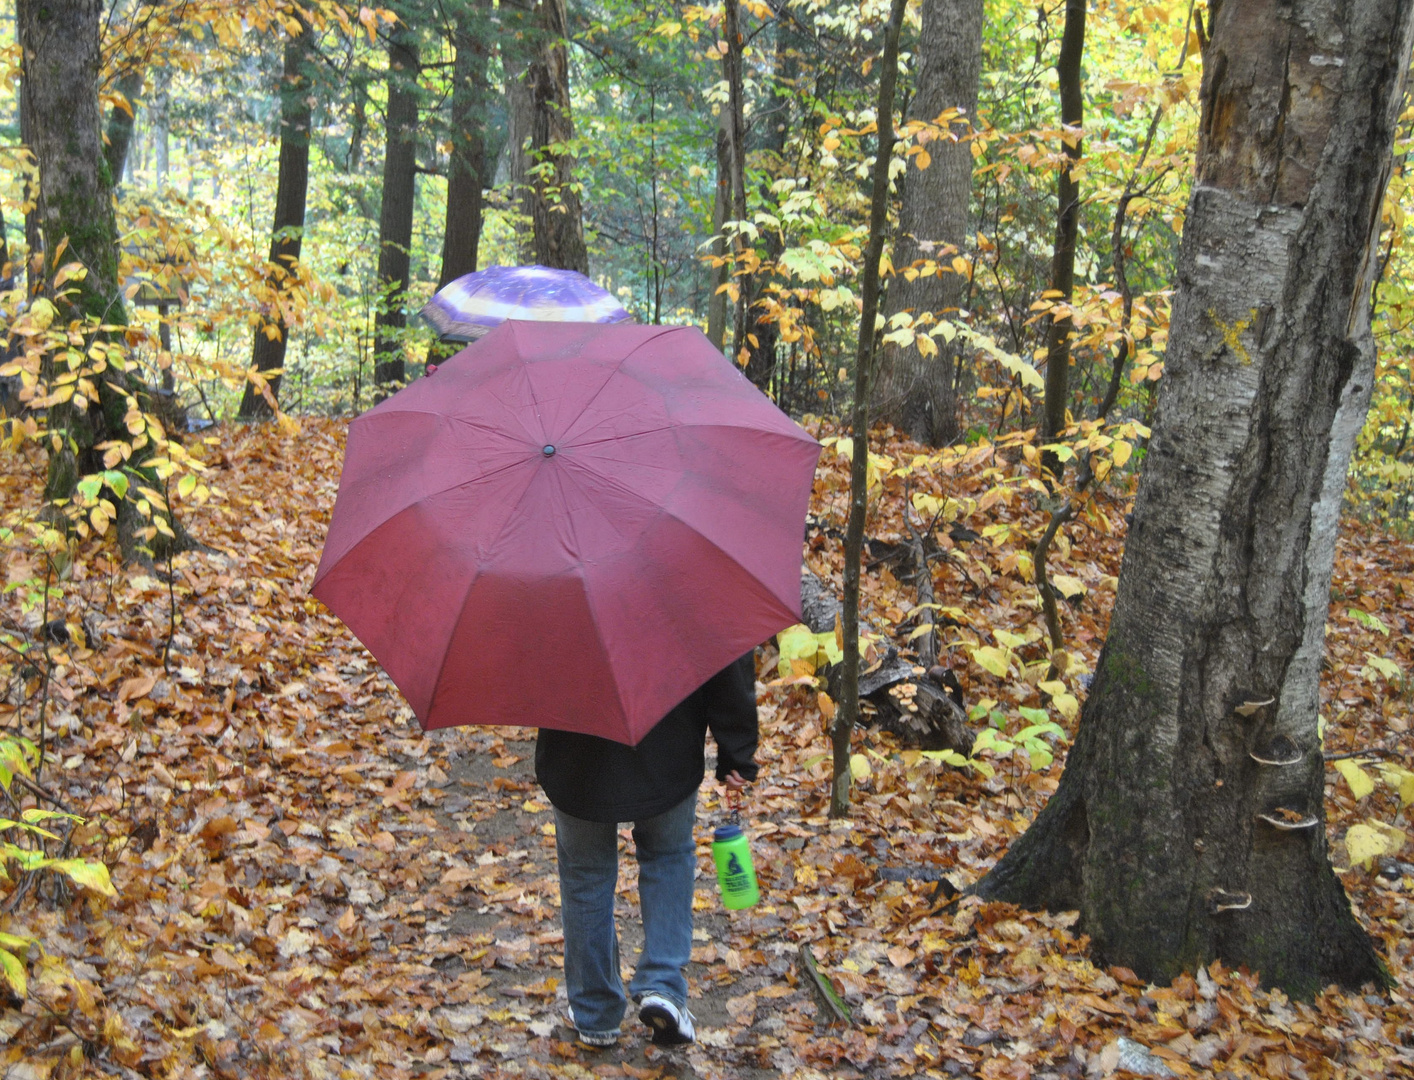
[[507, 0, 587, 274], [19, 0, 182, 560], [871, 0, 983, 446], [976, 0, 1412, 996], [239, 24, 314, 420]]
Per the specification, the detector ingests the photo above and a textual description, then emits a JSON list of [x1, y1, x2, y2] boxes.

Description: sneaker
[[638, 994, 696, 1046], [565, 1007, 619, 1048]]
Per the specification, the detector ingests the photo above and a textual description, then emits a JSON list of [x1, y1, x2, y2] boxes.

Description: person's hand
[[723, 770, 749, 790]]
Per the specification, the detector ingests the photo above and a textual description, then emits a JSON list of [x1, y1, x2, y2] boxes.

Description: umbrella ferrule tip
[[543, 444, 557, 457]]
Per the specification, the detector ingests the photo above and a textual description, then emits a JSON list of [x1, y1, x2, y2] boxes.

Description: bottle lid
[[713, 823, 743, 842]]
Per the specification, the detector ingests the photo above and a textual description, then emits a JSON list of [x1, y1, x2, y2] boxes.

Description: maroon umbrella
[[312, 320, 820, 746]]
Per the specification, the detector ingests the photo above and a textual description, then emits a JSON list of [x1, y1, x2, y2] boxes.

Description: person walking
[[535, 652, 760, 1048]]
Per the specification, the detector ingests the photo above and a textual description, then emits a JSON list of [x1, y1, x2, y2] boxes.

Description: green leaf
[[177, 473, 197, 498], [109, 471, 130, 500], [1348, 608, 1390, 635], [920, 749, 970, 769], [0, 948, 25, 998], [0, 932, 33, 953], [46, 859, 117, 896], [1361, 654, 1402, 681], [972, 728, 1015, 756], [1022, 744, 1054, 769], [1017, 706, 1051, 726], [21, 808, 81, 825], [993, 629, 1030, 649]]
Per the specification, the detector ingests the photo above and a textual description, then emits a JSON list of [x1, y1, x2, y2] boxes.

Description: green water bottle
[[712, 823, 760, 910]]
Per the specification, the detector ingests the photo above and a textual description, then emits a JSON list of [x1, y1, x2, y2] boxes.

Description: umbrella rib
[[559, 456, 791, 611], [557, 327, 687, 443], [567, 421, 817, 451], [421, 455, 551, 721]]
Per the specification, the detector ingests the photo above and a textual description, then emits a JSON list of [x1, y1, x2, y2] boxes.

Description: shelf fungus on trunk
[[1256, 807, 1320, 831], [1249, 735, 1304, 768], [1233, 696, 1277, 719], [1208, 889, 1253, 915]]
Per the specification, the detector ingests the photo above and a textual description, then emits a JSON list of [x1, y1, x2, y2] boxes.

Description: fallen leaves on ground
[[0, 418, 1410, 1079]]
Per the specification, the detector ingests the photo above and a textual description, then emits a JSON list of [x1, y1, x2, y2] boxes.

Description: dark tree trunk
[[104, 68, 145, 190], [239, 24, 314, 421], [19, 0, 183, 559], [373, 30, 420, 392], [439, 4, 490, 288], [976, 0, 1413, 996], [832, 0, 908, 819], [724, 0, 749, 368], [503, 0, 586, 273], [101, 0, 162, 189], [741, 17, 796, 392], [19, 63, 40, 294], [1039, 0, 1086, 477], [706, 104, 731, 351], [872, 0, 983, 446], [502, 41, 536, 266]]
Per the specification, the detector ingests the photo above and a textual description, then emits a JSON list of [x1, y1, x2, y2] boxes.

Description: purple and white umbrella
[[420, 265, 632, 342]]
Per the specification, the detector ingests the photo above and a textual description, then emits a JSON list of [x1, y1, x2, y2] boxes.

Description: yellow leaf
[[46, 858, 116, 896], [1379, 764, 1414, 806], [849, 753, 871, 781], [971, 645, 1011, 677], [1346, 822, 1406, 868], [30, 297, 56, 331], [0, 948, 25, 998], [1051, 574, 1087, 598], [1336, 759, 1376, 800], [1111, 439, 1132, 468]]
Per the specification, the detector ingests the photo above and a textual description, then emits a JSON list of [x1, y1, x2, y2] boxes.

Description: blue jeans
[[554, 791, 697, 1037]]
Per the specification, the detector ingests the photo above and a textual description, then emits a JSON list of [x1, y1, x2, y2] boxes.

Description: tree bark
[[19, 0, 183, 559], [832, 0, 908, 819], [976, 0, 1414, 996], [705, 104, 731, 351], [151, 64, 170, 192], [872, 0, 983, 446], [373, 29, 420, 392], [741, 16, 796, 393], [104, 68, 145, 190], [238, 24, 314, 421], [1039, 0, 1086, 478], [510, 0, 587, 274], [439, 4, 491, 289], [724, 0, 749, 368]]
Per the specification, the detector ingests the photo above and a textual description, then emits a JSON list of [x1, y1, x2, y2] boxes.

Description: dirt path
[[416, 729, 815, 1079]]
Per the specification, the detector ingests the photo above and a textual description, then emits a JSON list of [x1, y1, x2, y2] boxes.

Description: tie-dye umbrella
[[420, 264, 632, 342]]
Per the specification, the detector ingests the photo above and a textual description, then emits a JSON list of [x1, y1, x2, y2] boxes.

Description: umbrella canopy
[[312, 320, 820, 745], [420, 265, 631, 342]]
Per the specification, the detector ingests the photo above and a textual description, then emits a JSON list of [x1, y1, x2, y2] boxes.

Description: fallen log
[[798, 568, 973, 755]]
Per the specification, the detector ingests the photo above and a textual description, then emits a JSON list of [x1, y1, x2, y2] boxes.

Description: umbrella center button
[[542, 444, 557, 457]]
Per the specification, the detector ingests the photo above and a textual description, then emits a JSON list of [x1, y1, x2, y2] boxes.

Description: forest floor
[[1, 418, 1413, 1080]]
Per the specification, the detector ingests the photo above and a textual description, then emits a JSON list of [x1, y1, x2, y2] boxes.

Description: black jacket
[[535, 653, 759, 823]]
